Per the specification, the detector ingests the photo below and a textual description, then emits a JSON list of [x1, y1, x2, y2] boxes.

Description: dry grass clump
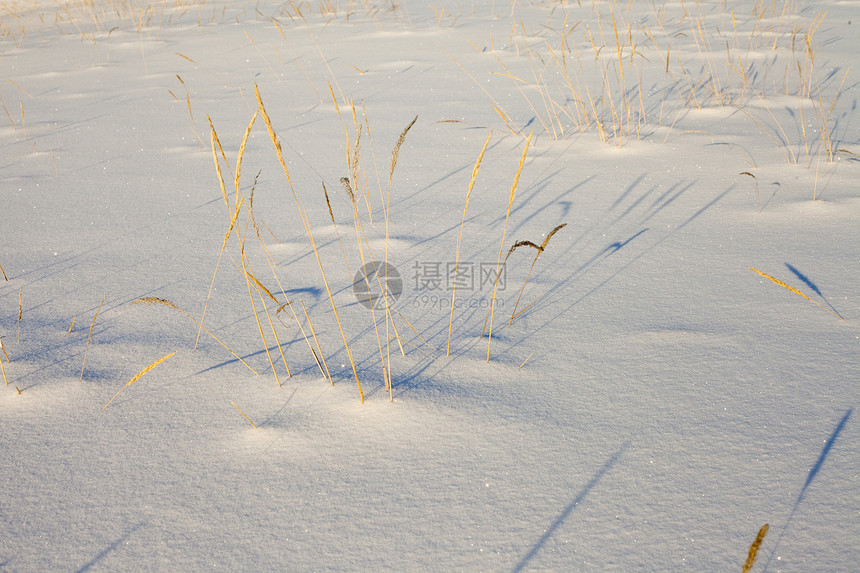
[[196, 86, 441, 402], [254, 84, 364, 399], [273, 0, 405, 26], [469, 0, 850, 172]]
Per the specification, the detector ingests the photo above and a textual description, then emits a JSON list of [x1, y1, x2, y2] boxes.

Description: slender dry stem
[[103, 351, 176, 409], [486, 132, 533, 362], [232, 401, 258, 428], [17, 286, 22, 342], [447, 132, 492, 356], [80, 294, 105, 382], [740, 172, 760, 212], [509, 223, 567, 323], [132, 297, 259, 373], [300, 300, 332, 384]]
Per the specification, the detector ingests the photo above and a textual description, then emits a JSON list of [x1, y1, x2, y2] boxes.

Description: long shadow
[[784, 263, 843, 319], [75, 521, 146, 573], [512, 442, 629, 573], [193, 338, 303, 375], [763, 409, 852, 572], [500, 185, 733, 354]]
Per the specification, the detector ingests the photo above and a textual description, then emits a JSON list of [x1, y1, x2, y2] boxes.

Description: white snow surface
[[1, 1, 857, 571]]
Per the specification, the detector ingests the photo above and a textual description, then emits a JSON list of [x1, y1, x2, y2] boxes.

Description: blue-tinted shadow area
[[764, 409, 852, 571], [76, 522, 146, 573], [784, 263, 843, 319], [512, 442, 629, 573]]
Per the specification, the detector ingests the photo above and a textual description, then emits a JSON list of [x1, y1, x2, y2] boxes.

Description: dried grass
[[103, 351, 176, 410], [486, 132, 533, 362], [132, 297, 260, 373], [232, 401, 258, 428], [0, 338, 7, 386], [299, 300, 332, 384], [17, 286, 22, 343], [79, 295, 105, 382], [447, 131, 492, 356], [742, 523, 769, 573], [740, 172, 760, 213], [748, 267, 842, 320], [509, 223, 567, 323], [255, 84, 364, 401]]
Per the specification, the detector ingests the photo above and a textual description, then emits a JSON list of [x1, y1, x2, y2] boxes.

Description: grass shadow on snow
[[512, 441, 630, 572], [763, 409, 852, 572]]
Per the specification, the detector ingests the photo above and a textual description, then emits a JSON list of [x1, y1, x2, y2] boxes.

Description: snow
[[1, 1, 857, 570]]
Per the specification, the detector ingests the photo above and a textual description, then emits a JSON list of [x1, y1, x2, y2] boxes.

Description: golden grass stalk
[[509, 223, 567, 324], [748, 267, 842, 320], [386, 306, 406, 357], [234, 109, 258, 208], [196, 195, 244, 348], [196, 119, 233, 348], [244, 253, 290, 386], [0, 336, 8, 386], [486, 132, 533, 362], [448, 54, 520, 135], [380, 114, 418, 399], [340, 176, 355, 203], [447, 132, 492, 356], [232, 401, 258, 428], [80, 295, 105, 382], [197, 109, 255, 355], [17, 286, 22, 342], [518, 352, 534, 369], [322, 181, 353, 277], [393, 308, 439, 354], [244, 263, 280, 387], [300, 300, 332, 384], [103, 351, 176, 410], [0, 261, 7, 281], [68, 316, 76, 333], [390, 114, 418, 183], [742, 523, 769, 573], [132, 297, 259, 373], [246, 211, 325, 385], [255, 84, 363, 401]]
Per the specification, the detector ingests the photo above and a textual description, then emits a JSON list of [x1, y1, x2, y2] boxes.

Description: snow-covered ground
[[1, 1, 857, 570]]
